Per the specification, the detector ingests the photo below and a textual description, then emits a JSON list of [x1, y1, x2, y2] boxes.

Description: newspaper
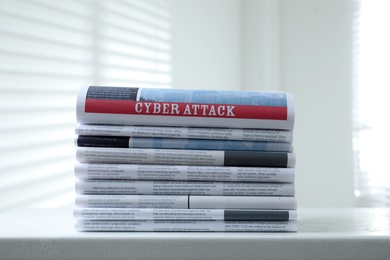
[[75, 219, 298, 232], [75, 180, 295, 196], [76, 124, 294, 142], [73, 208, 297, 221], [76, 86, 295, 130], [75, 135, 293, 152], [74, 163, 295, 183], [76, 147, 296, 168], [75, 195, 298, 209]]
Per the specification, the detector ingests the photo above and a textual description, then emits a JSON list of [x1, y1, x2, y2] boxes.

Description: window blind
[[0, 0, 171, 211], [353, 0, 390, 207]]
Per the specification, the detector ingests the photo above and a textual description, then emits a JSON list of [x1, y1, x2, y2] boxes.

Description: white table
[[1, 207, 389, 259]]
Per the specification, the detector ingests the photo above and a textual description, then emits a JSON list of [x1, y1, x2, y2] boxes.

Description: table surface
[[1, 207, 390, 259]]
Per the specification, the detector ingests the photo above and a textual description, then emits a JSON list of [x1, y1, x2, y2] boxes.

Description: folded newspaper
[[77, 86, 295, 130]]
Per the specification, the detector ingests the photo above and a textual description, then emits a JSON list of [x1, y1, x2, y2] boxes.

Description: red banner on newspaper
[[85, 99, 287, 120]]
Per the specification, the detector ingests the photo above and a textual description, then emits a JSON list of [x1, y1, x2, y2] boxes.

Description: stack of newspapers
[[74, 86, 297, 232]]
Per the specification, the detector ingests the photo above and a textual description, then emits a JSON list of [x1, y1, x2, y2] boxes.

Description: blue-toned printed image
[[132, 138, 291, 152], [138, 88, 287, 107]]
